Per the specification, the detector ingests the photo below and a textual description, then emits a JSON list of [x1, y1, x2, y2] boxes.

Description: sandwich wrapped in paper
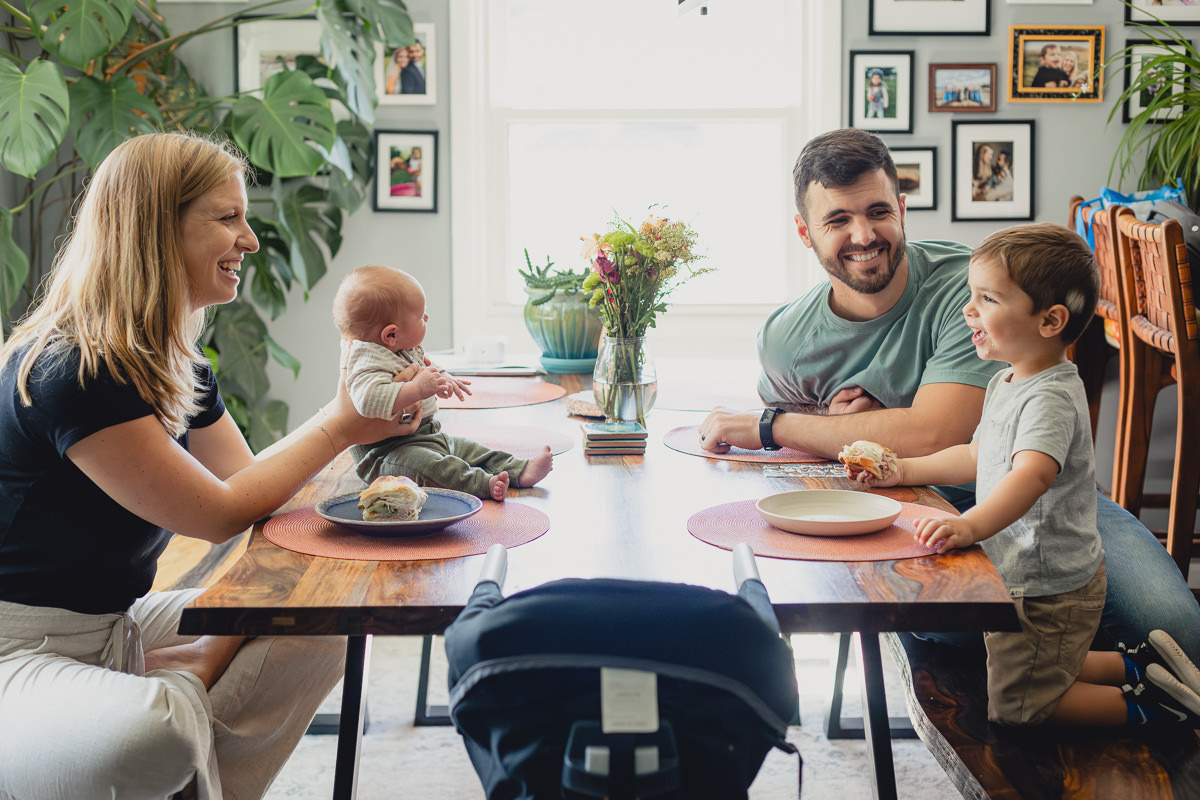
[[358, 475, 428, 521], [837, 440, 899, 481]]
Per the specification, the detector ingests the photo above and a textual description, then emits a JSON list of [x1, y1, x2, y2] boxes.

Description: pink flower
[[596, 252, 620, 284], [580, 234, 611, 262]]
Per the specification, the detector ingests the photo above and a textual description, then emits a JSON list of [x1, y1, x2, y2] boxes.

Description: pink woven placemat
[[262, 501, 549, 561], [439, 377, 566, 409], [687, 499, 940, 561], [663, 425, 826, 463], [437, 422, 574, 457]]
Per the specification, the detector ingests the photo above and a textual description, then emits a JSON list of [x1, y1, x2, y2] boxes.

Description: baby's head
[[333, 265, 427, 351], [971, 223, 1098, 346], [1040, 43, 1062, 68]]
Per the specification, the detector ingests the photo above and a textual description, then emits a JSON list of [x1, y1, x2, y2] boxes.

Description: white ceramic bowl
[[755, 489, 902, 537]]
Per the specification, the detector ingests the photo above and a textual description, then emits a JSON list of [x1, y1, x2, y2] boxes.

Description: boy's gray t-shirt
[[974, 363, 1103, 597], [756, 240, 1002, 410]]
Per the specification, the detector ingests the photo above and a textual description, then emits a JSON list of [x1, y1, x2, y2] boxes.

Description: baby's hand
[[849, 465, 902, 488], [913, 516, 976, 553], [411, 365, 452, 399], [441, 374, 472, 400]]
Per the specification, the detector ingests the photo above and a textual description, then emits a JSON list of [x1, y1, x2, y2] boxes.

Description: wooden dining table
[[180, 363, 1017, 800]]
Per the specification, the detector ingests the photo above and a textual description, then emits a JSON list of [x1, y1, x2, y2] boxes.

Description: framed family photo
[[375, 22, 436, 106], [869, 0, 990, 35], [373, 130, 437, 213], [890, 147, 938, 211], [234, 17, 324, 93], [1121, 40, 1190, 123], [1126, 0, 1200, 26], [929, 63, 997, 112], [849, 51, 914, 133], [1008, 25, 1104, 102], [951, 120, 1035, 222]]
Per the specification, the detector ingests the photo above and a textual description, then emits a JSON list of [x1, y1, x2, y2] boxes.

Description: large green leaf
[[266, 337, 301, 379], [316, 6, 377, 122], [29, 0, 136, 70], [246, 399, 289, 454], [68, 75, 162, 169], [0, 60, 70, 178], [274, 181, 343, 290], [333, 0, 413, 49], [210, 301, 270, 405], [231, 70, 336, 178], [0, 207, 31, 318], [324, 119, 372, 213]]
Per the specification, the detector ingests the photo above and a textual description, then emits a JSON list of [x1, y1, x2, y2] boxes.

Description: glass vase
[[592, 335, 657, 427]]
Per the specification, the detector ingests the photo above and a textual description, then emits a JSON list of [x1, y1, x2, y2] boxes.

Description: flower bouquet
[[580, 213, 711, 425]]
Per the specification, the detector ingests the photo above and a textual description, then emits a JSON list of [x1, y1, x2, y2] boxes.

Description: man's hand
[[827, 386, 884, 415], [913, 516, 979, 553], [698, 406, 763, 453]]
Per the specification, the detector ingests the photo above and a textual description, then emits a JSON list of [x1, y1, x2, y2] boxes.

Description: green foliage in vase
[[518, 249, 591, 305], [1107, 6, 1200, 213], [0, 0, 413, 451]]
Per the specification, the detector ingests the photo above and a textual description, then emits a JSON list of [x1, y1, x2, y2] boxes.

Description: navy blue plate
[[315, 489, 483, 538]]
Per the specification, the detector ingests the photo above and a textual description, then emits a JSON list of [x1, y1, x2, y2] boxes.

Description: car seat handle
[[732, 542, 760, 589], [477, 543, 508, 590]]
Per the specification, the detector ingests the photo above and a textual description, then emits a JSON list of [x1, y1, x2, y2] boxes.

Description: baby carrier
[[443, 544, 801, 800]]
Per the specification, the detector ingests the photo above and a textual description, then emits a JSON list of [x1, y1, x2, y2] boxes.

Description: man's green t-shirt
[[757, 239, 1002, 409]]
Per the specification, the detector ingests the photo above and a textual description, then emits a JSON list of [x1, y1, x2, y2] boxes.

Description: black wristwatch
[[759, 407, 784, 451]]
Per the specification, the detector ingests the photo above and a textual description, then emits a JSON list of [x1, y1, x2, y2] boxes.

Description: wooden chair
[[1113, 211, 1200, 580], [1068, 198, 1133, 499]]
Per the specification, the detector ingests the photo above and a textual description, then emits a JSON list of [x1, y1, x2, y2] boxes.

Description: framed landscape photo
[[951, 120, 1035, 222], [870, 0, 990, 35], [376, 22, 436, 106], [849, 51, 914, 133], [373, 130, 438, 213], [1126, 0, 1200, 26], [1008, 25, 1104, 102], [929, 63, 997, 112], [1122, 40, 1190, 123], [234, 17, 324, 93], [890, 147, 938, 211]]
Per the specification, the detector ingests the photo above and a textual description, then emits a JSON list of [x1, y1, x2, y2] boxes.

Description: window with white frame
[[450, 0, 840, 359]]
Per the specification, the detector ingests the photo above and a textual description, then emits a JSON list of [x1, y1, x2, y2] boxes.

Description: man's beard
[[817, 232, 905, 295]]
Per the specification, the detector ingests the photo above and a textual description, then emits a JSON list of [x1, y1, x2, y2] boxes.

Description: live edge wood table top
[[179, 369, 1016, 640]]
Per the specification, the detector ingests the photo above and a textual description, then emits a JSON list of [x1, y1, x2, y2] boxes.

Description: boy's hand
[[913, 516, 978, 553], [849, 463, 903, 488]]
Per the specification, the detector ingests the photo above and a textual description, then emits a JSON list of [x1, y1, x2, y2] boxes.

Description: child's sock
[[1125, 655, 1146, 686], [1126, 698, 1156, 725]]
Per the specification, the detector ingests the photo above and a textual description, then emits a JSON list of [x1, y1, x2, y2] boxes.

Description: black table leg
[[827, 632, 916, 740], [858, 633, 898, 800], [332, 635, 372, 800], [414, 634, 452, 726]]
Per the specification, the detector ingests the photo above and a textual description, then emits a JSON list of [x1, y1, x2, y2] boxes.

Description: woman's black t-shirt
[[0, 345, 225, 614]]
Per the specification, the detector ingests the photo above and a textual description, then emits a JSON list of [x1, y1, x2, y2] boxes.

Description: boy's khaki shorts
[[984, 558, 1107, 726]]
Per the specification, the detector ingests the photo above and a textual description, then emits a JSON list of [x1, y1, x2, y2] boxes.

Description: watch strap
[[759, 407, 784, 451]]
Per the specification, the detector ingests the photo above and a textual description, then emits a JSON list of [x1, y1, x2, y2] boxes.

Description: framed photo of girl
[[375, 23, 436, 106], [373, 130, 438, 213], [951, 120, 1036, 222], [889, 146, 938, 211], [849, 51, 914, 133], [929, 63, 997, 112], [1121, 39, 1191, 123], [1007, 25, 1104, 102]]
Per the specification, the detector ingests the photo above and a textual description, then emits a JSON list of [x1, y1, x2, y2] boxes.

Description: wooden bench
[[885, 632, 1200, 799]]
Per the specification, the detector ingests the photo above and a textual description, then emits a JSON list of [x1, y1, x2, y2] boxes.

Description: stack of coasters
[[581, 421, 647, 456]]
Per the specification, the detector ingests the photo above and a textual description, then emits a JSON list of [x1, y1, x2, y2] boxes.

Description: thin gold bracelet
[[317, 423, 338, 458]]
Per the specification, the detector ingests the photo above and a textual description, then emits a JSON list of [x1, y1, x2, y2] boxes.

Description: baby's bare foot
[[488, 471, 510, 501], [520, 446, 554, 487]]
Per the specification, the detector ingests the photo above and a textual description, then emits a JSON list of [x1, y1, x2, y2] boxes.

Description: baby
[[333, 265, 553, 501]]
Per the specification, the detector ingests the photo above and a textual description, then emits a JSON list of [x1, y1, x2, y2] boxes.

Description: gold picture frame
[[1007, 25, 1104, 103]]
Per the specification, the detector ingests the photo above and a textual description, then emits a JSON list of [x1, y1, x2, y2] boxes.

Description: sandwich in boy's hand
[[837, 440, 899, 481], [358, 475, 428, 521]]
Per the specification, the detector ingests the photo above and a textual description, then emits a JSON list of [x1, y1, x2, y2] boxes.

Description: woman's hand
[[326, 375, 423, 445]]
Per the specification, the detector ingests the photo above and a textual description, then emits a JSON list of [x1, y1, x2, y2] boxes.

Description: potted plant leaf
[[519, 249, 604, 374], [1107, 12, 1200, 213]]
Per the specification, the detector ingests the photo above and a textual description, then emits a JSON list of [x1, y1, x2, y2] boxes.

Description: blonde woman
[[0, 132, 415, 799]]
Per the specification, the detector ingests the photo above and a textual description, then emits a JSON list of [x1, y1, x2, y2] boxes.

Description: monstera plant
[[0, 0, 413, 450]]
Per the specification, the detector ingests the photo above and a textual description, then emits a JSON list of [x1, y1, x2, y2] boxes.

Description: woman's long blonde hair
[[1, 132, 248, 436]]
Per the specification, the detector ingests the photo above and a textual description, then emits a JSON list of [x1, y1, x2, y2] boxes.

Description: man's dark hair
[[792, 128, 899, 221]]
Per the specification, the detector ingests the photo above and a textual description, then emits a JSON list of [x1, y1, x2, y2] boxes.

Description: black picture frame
[[951, 120, 1036, 222], [373, 130, 438, 213], [849, 50, 915, 134], [870, 0, 991, 36], [1126, 0, 1200, 27], [889, 146, 938, 211], [1122, 39, 1191, 124]]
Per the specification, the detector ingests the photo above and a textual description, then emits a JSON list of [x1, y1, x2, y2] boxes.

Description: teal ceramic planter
[[522, 288, 604, 373]]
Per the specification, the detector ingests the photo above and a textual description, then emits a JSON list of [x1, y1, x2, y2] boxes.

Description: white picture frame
[[235, 17, 323, 94], [375, 23, 437, 106]]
